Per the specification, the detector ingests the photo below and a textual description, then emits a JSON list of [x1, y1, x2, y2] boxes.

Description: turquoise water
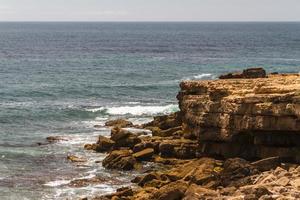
[[0, 22, 299, 199]]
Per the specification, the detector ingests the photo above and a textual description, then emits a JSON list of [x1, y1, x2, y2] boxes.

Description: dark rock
[[219, 67, 266, 79], [251, 157, 281, 172], [46, 136, 68, 143]]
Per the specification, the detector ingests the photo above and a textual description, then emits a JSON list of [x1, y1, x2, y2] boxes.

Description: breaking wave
[[85, 104, 179, 116]]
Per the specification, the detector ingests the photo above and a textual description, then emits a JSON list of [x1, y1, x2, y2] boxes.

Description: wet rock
[[102, 150, 136, 170], [67, 155, 87, 163], [105, 119, 133, 128], [132, 148, 154, 161], [84, 143, 98, 151], [68, 177, 107, 188], [95, 136, 115, 152]]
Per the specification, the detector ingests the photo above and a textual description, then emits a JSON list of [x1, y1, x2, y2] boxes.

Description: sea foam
[[86, 104, 179, 116]]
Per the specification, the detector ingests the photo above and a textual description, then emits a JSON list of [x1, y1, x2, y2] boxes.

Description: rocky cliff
[[178, 73, 300, 161]]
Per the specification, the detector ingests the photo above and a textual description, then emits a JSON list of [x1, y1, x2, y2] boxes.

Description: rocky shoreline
[[66, 68, 300, 200]]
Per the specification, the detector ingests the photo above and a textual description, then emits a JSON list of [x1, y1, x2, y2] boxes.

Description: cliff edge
[[178, 72, 300, 161]]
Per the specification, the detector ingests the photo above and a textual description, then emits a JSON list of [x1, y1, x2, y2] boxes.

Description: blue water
[[0, 22, 299, 199]]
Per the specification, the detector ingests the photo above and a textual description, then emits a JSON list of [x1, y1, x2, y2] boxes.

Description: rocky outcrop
[[219, 67, 267, 79], [178, 73, 300, 161]]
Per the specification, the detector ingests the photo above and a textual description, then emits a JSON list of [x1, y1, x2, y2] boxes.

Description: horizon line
[[0, 20, 299, 23]]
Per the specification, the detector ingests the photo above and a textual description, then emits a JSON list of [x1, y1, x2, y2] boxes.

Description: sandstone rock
[[183, 184, 219, 200], [143, 112, 182, 130], [178, 73, 300, 161], [159, 139, 198, 159], [152, 126, 182, 137], [102, 150, 136, 170], [276, 177, 290, 186], [133, 148, 154, 161], [220, 158, 258, 187], [150, 180, 188, 200], [111, 128, 141, 148], [105, 119, 133, 128], [95, 136, 115, 152]]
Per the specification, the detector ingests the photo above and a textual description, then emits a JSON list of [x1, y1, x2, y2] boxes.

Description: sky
[[0, 0, 299, 22]]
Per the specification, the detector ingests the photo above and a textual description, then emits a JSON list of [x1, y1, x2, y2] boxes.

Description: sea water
[[0, 22, 299, 199]]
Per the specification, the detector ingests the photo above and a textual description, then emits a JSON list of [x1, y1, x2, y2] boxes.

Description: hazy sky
[[0, 0, 299, 21]]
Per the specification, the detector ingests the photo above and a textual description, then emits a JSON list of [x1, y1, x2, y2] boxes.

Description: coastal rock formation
[[178, 73, 300, 161]]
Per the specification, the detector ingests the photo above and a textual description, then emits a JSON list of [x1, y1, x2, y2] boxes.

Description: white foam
[[86, 104, 179, 116], [193, 73, 213, 80], [44, 180, 71, 187]]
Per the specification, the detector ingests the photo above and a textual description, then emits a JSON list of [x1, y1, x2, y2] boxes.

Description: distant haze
[[0, 0, 299, 22]]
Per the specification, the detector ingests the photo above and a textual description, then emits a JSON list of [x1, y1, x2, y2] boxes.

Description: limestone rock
[[111, 128, 141, 148], [102, 150, 136, 170], [150, 180, 188, 200], [95, 136, 115, 152], [132, 148, 154, 161], [105, 119, 133, 128], [178, 73, 300, 161]]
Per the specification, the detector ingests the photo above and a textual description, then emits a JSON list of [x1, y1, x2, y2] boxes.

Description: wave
[[192, 73, 214, 80], [86, 104, 179, 116]]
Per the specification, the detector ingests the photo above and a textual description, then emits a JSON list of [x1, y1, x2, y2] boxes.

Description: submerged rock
[[67, 155, 87, 163]]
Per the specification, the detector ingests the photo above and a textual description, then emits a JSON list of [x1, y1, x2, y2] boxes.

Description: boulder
[[133, 148, 154, 161], [111, 128, 141, 148], [143, 112, 182, 130], [95, 136, 115, 152], [102, 150, 136, 170], [105, 119, 133, 128]]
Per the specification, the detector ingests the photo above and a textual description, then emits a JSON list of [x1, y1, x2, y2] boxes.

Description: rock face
[[178, 73, 300, 161]]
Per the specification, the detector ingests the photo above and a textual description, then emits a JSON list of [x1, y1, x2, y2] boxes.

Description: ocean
[[0, 22, 299, 199]]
